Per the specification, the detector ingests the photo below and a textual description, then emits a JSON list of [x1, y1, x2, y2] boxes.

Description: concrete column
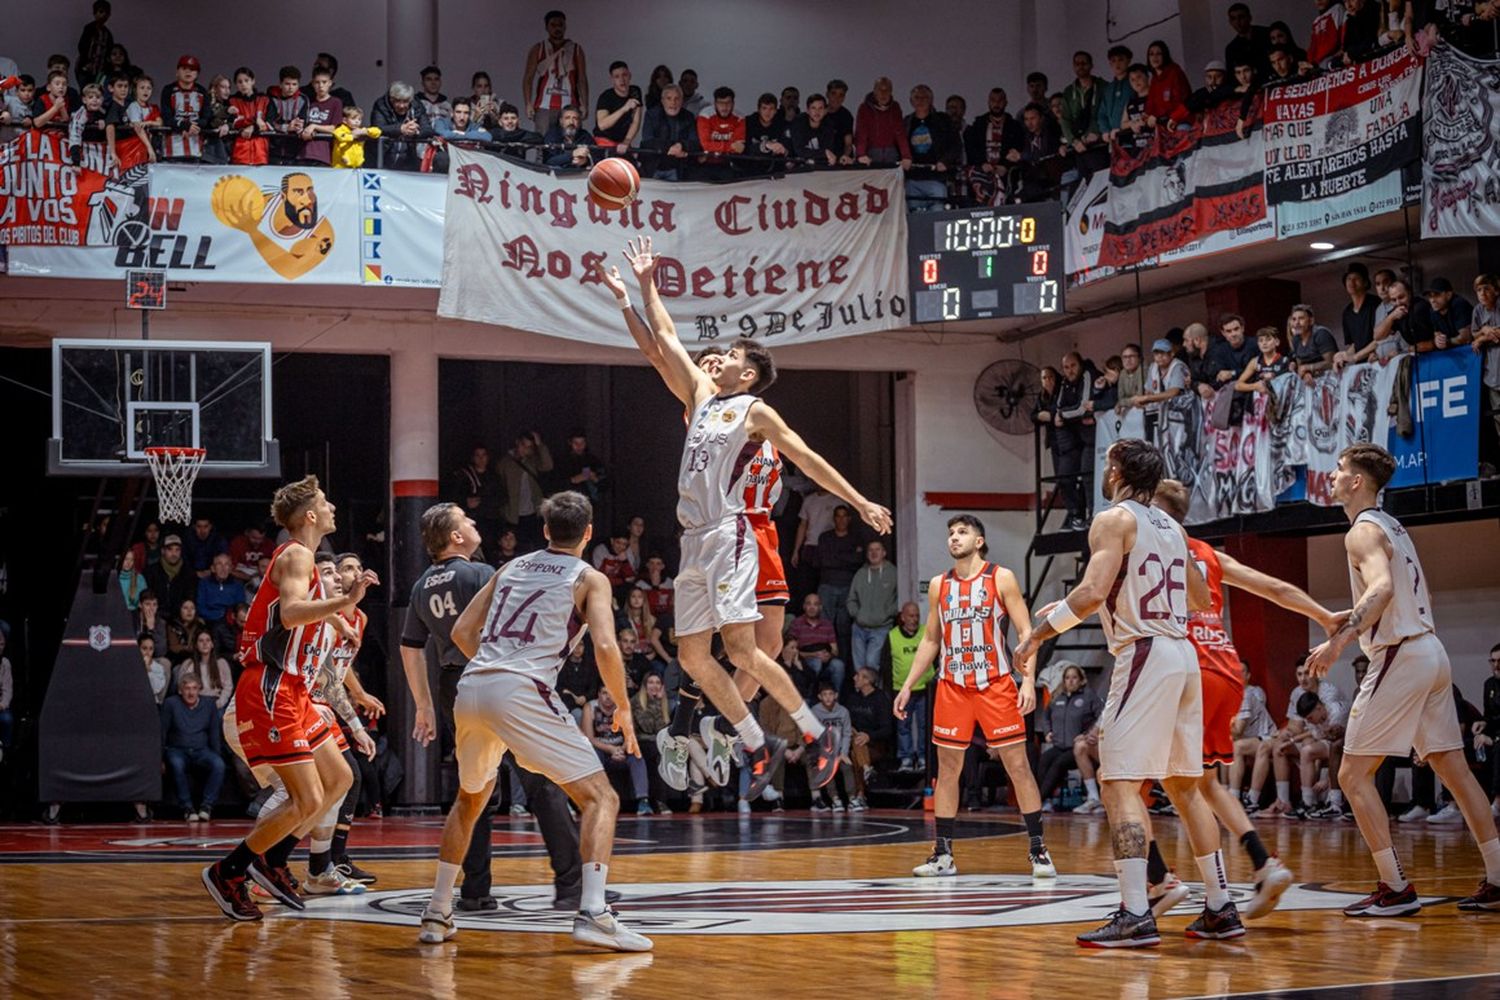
[[386, 0, 437, 91], [389, 345, 440, 804]]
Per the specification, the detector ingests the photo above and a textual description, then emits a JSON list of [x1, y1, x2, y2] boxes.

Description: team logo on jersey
[[722, 410, 737, 423], [88, 625, 112, 651], [281, 875, 1380, 936]]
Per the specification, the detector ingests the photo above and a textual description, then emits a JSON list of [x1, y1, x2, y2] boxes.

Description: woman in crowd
[[1144, 39, 1190, 126], [118, 550, 147, 610], [1235, 326, 1293, 395], [617, 587, 668, 667], [645, 65, 674, 109], [1035, 664, 1105, 811], [632, 672, 674, 814], [1267, 21, 1310, 67], [165, 598, 208, 665], [176, 629, 234, 709]]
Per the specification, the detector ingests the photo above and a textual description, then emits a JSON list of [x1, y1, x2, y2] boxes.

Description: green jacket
[[1060, 76, 1104, 144], [847, 562, 899, 629]]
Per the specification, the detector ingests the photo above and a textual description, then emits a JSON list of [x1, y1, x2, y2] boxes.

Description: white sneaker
[[1244, 857, 1294, 919], [1073, 797, 1102, 814], [737, 799, 751, 815], [1426, 802, 1464, 824], [830, 799, 846, 813], [418, 907, 455, 944], [1030, 848, 1057, 879], [1148, 873, 1192, 918], [509, 804, 529, 817], [848, 796, 868, 812], [913, 852, 957, 877], [700, 716, 734, 787], [572, 908, 654, 952], [303, 866, 365, 896], [1397, 805, 1430, 823], [656, 729, 690, 792], [1041, 801, 1055, 813], [760, 786, 782, 802]]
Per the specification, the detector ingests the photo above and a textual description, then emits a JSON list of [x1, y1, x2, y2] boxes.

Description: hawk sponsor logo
[[280, 875, 1381, 936]]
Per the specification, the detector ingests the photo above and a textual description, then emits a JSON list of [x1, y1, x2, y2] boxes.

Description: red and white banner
[[437, 146, 910, 346], [0, 130, 147, 247], [1099, 97, 1267, 268]]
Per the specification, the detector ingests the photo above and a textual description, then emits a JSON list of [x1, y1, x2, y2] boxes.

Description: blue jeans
[[802, 655, 845, 696], [850, 623, 888, 672], [896, 688, 929, 761], [165, 747, 225, 810], [817, 584, 852, 662], [905, 177, 948, 212]]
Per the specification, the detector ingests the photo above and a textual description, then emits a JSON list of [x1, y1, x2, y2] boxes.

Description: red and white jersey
[[327, 608, 365, 687], [1186, 538, 1241, 685], [1350, 508, 1434, 654], [238, 540, 332, 685], [677, 392, 759, 529], [935, 562, 1013, 689], [160, 82, 206, 159], [1099, 499, 1190, 655], [739, 441, 782, 520], [529, 38, 583, 113]]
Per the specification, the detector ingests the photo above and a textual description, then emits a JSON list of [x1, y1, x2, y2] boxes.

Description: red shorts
[[234, 665, 334, 769], [313, 701, 350, 752], [750, 515, 789, 605], [931, 675, 1026, 750], [1201, 668, 1244, 768]]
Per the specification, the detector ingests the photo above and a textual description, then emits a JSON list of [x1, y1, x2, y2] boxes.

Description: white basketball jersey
[[1098, 499, 1191, 655], [677, 392, 759, 529], [465, 549, 589, 685], [1350, 508, 1434, 654]]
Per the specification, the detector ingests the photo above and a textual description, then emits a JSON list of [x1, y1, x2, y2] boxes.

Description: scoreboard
[[908, 204, 1065, 323]]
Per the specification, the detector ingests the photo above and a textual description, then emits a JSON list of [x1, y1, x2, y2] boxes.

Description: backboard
[[49, 339, 280, 477]]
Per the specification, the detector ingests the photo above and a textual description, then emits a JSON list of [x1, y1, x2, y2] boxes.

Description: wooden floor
[[2, 810, 1498, 999]]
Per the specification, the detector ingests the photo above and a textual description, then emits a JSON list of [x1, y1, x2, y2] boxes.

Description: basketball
[[587, 157, 640, 210]]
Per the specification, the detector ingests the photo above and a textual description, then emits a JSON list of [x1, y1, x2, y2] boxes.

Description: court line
[[1175, 970, 1500, 999], [0, 915, 227, 926]]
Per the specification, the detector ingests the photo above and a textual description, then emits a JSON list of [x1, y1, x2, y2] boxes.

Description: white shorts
[[222, 700, 275, 788], [674, 515, 760, 637], [454, 669, 602, 794], [1345, 633, 1463, 760], [1098, 636, 1202, 782]]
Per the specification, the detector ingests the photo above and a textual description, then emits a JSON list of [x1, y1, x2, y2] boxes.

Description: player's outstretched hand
[[356, 690, 386, 720], [613, 703, 641, 757], [597, 262, 628, 300], [347, 568, 380, 604], [1305, 639, 1337, 679], [893, 686, 910, 720], [412, 705, 437, 746], [353, 728, 377, 760], [858, 500, 893, 535], [623, 235, 658, 281]]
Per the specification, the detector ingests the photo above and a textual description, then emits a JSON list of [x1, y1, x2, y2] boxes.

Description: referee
[[400, 502, 596, 910]]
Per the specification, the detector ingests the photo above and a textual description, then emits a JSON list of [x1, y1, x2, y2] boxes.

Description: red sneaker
[[1343, 881, 1420, 917], [202, 862, 262, 921], [1457, 880, 1500, 912], [249, 856, 307, 911]]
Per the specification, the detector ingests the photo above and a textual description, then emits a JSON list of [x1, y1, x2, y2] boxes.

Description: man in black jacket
[[639, 84, 701, 179], [543, 105, 596, 170], [370, 80, 432, 171], [1039, 352, 1094, 530], [905, 84, 960, 211], [789, 93, 847, 168]]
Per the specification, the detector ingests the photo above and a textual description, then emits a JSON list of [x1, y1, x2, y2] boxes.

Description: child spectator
[[229, 68, 270, 165], [267, 66, 310, 165], [67, 83, 108, 170], [126, 75, 160, 162], [3, 75, 36, 127], [807, 682, 855, 812], [32, 70, 72, 129], [331, 106, 381, 168]]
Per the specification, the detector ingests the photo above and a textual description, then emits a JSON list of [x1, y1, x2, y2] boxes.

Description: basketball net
[[144, 447, 206, 524]]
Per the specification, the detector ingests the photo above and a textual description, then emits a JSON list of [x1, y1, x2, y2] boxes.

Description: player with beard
[[1306, 445, 1500, 916], [1016, 439, 1234, 947], [598, 237, 892, 799]]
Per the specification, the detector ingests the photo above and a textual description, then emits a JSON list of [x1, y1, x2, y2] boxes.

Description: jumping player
[[400, 502, 601, 912], [894, 514, 1055, 880], [1305, 444, 1500, 915], [599, 237, 892, 798], [202, 476, 372, 920], [1153, 479, 1342, 918], [1017, 439, 1236, 947], [413, 492, 651, 952]]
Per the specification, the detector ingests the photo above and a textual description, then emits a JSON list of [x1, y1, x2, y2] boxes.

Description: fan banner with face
[[438, 145, 911, 346], [1423, 43, 1500, 237], [7, 165, 361, 282], [1264, 47, 1421, 240], [1094, 353, 1478, 524]]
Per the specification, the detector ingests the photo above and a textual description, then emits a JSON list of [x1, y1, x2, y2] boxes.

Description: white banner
[[358, 170, 444, 287], [437, 147, 910, 346], [1091, 406, 1146, 515], [8, 164, 362, 283], [1424, 44, 1500, 237]]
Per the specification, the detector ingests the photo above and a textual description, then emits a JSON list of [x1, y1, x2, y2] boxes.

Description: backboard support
[[49, 339, 280, 478]]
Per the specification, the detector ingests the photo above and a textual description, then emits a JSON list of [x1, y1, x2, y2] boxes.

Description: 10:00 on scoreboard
[[908, 205, 1065, 323]]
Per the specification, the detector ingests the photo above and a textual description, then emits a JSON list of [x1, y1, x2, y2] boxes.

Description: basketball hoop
[[144, 446, 207, 524]]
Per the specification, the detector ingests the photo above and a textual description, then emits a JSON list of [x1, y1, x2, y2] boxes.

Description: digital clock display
[[908, 204, 1065, 323]]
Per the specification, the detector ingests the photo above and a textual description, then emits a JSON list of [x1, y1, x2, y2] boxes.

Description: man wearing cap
[[1173, 60, 1231, 125], [144, 534, 196, 615], [1341, 263, 1379, 354], [1425, 277, 1474, 350], [1128, 338, 1191, 438], [160, 55, 209, 161]]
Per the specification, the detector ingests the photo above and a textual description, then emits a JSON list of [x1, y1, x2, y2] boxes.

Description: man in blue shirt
[[162, 675, 224, 821]]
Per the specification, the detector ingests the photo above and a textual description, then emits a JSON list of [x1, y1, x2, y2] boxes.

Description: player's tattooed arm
[[1111, 821, 1148, 860], [313, 658, 359, 727], [1306, 524, 1392, 678]]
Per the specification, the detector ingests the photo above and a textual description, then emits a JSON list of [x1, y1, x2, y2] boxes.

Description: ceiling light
[[1309, 241, 1335, 251]]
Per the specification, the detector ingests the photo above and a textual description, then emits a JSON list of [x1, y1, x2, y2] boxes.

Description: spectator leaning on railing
[[543, 105, 596, 171], [1425, 277, 1475, 349], [371, 80, 432, 171], [1470, 274, 1500, 473]]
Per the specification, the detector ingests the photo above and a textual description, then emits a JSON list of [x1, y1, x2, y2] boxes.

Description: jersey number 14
[[481, 586, 543, 645]]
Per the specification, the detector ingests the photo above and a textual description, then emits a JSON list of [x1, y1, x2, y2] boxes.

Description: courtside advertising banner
[[1264, 48, 1421, 239], [438, 146, 911, 346], [0, 130, 148, 247], [358, 170, 445, 286], [8, 164, 361, 283]]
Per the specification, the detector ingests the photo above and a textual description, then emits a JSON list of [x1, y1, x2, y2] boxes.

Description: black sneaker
[[806, 728, 841, 790], [1185, 901, 1247, 939], [1076, 907, 1161, 948], [456, 895, 498, 911], [336, 858, 377, 885], [248, 857, 306, 911], [202, 862, 262, 921], [1343, 881, 1421, 917], [746, 735, 788, 800], [1457, 879, 1500, 912]]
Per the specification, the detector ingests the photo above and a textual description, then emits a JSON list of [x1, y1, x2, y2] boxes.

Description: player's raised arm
[[272, 544, 362, 626], [623, 236, 715, 408], [1306, 523, 1392, 677], [745, 402, 892, 535], [894, 579, 944, 719], [1218, 550, 1342, 635], [596, 261, 668, 372], [450, 572, 501, 663], [1017, 506, 1133, 660], [580, 568, 639, 756]]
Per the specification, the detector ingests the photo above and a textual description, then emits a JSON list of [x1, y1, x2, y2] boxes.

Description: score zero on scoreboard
[[909, 204, 1065, 323]]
